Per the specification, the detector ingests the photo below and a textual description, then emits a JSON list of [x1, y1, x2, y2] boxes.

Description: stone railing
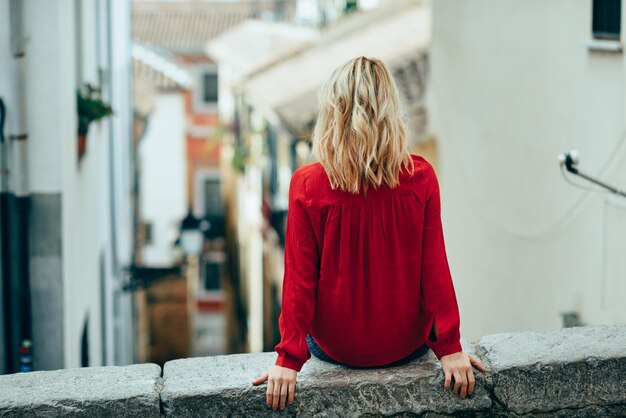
[[0, 324, 624, 417]]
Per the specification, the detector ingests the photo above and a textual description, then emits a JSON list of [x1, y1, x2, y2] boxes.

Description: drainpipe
[[105, 0, 124, 366], [1, 99, 9, 376], [2, 0, 33, 374]]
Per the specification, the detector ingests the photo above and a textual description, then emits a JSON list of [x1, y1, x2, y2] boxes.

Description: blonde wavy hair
[[311, 56, 415, 195]]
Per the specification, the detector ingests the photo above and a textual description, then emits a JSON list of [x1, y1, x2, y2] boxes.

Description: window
[[203, 260, 222, 291], [193, 66, 218, 113], [203, 178, 224, 217], [203, 72, 218, 103], [344, 0, 358, 12], [143, 221, 153, 245], [592, 0, 621, 40]]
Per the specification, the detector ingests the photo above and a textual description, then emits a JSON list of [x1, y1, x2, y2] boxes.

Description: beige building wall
[[430, 0, 626, 339]]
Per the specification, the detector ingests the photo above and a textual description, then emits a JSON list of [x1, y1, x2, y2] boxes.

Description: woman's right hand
[[439, 351, 486, 398]]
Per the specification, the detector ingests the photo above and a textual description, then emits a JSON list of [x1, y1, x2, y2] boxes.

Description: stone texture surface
[[161, 338, 493, 417], [1, 325, 625, 417], [479, 324, 626, 416], [0, 363, 162, 417]]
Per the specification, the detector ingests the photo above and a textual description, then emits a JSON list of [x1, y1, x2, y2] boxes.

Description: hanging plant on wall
[[231, 141, 249, 173], [76, 83, 113, 161]]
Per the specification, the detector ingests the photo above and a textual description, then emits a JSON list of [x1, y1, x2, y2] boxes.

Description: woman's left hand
[[440, 351, 486, 398], [252, 365, 298, 410]]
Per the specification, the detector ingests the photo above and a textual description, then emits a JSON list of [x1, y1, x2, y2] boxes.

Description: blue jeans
[[306, 333, 430, 367]]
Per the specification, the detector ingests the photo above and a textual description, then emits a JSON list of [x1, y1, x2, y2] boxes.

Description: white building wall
[[430, 0, 626, 339], [139, 94, 188, 267], [68, 0, 135, 367], [0, 0, 135, 371], [58, 0, 102, 370]]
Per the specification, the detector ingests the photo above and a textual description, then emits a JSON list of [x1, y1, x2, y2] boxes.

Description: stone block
[[479, 324, 626, 415], [161, 338, 492, 417], [0, 363, 162, 417], [1, 324, 624, 417]]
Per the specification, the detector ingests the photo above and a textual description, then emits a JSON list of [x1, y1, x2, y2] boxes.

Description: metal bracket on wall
[[559, 149, 626, 199]]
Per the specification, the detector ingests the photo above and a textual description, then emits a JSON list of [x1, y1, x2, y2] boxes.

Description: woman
[[252, 56, 485, 410]]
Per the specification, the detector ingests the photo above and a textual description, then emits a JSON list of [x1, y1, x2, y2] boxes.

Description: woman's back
[[274, 153, 462, 370]]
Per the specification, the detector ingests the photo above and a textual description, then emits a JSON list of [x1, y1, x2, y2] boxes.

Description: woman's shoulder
[[406, 153, 437, 181], [293, 161, 324, 179], [291, 162, 324, 189], [409, 153, 433, 169], [289, 162, 326, 201]]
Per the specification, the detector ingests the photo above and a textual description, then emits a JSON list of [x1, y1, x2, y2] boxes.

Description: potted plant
[[76, 84, 113, 161]]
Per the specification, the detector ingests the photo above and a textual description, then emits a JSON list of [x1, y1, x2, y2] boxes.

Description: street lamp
[[179, 206, 209, 256], [177, 206, 209, 358], [122, 209, 207, 292]]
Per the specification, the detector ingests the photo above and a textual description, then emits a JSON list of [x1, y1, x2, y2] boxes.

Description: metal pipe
[[1, 98, 10, 375], [565, 164, 626, 198], [9, 0, 28, 190], [5, 0, 33, 374]]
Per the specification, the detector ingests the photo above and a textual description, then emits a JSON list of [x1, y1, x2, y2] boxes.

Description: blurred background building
[[207, 0, 432, 354], [1, 0, 625, 375]]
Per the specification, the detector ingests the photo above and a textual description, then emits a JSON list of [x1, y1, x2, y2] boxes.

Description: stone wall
[[1, 324, 625, 417]]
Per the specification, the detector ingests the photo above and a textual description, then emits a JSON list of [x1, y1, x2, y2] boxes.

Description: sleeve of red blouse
[[273, 170, 320, 372], [420, 164, 463, 361]]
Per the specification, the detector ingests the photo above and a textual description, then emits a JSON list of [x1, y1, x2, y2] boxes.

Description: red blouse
[[274, 154, 462, 372]]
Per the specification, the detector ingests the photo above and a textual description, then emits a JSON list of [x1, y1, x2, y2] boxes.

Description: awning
[[132, 43, 193, 116], [206, 20, 318, 81]]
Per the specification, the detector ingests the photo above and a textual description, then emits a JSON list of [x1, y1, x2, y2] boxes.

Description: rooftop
[[132, 1, 287, 54], [242, 0, 431, 142]]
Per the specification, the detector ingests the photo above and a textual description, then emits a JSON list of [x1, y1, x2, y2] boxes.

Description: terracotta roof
[[132, 1, 290, 54]]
